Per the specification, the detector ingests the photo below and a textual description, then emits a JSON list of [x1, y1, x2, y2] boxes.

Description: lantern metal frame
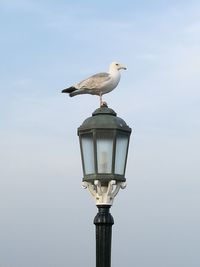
[[78, 106, 132, 186]]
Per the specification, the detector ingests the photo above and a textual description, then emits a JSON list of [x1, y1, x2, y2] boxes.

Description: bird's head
[[110, 62, 127, 71]]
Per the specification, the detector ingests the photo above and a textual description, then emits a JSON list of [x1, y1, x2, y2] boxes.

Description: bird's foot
[[100, 100, 108, 108]]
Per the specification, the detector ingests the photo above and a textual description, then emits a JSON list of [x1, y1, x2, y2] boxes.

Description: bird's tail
[[62, 86, 77, 94]]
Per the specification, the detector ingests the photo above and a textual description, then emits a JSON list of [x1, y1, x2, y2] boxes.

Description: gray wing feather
[[76, 72, 111, 89]]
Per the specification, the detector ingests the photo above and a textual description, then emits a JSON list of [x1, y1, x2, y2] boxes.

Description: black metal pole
[[94, 205, 114, 267]]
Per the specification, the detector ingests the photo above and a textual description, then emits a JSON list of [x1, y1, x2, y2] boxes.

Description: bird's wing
[[76, 72, 111, 90]]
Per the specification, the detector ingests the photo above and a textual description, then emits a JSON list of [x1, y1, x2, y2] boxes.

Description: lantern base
[[82, 180, 127, 206], [82, 174, 126, 184]]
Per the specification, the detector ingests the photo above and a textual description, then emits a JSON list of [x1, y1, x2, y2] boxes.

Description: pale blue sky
[[0, 1, 200, 267]]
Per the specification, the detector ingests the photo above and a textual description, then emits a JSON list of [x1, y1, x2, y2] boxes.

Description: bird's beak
[[120, 64, 127, 70]]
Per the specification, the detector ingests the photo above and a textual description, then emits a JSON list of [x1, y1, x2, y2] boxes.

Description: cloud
[[184, 21, 200, 33]]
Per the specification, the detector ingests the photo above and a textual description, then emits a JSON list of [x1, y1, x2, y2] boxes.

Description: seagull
[[61, 62, 127, 106]]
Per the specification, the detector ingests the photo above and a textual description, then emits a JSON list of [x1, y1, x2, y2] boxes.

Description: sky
[[0, 0, 200, 266]]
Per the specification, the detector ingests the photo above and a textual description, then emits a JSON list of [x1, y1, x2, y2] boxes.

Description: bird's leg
[[99, 92, 108, 107], [99, 93, 103, 107]]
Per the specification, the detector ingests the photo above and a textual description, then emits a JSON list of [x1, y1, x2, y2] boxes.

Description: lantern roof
[[78, 105, 132, 134]]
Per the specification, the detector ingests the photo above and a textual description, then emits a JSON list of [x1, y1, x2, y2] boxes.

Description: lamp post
[[78, 104, 131, 267]]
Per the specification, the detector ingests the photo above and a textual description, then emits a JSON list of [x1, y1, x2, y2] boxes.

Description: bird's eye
[[116, 63, 119, 66]]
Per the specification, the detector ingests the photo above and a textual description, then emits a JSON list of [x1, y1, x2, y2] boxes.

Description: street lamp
[[78, 104, 132, 267]]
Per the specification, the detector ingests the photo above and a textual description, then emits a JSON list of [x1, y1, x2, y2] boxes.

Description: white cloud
[[184, 21, 200, 33]]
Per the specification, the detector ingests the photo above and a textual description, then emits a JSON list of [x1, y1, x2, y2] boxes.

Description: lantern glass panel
[[81, 134, 95, 174], [115, 134, 129, 175], [96, 132, 113, 173]]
